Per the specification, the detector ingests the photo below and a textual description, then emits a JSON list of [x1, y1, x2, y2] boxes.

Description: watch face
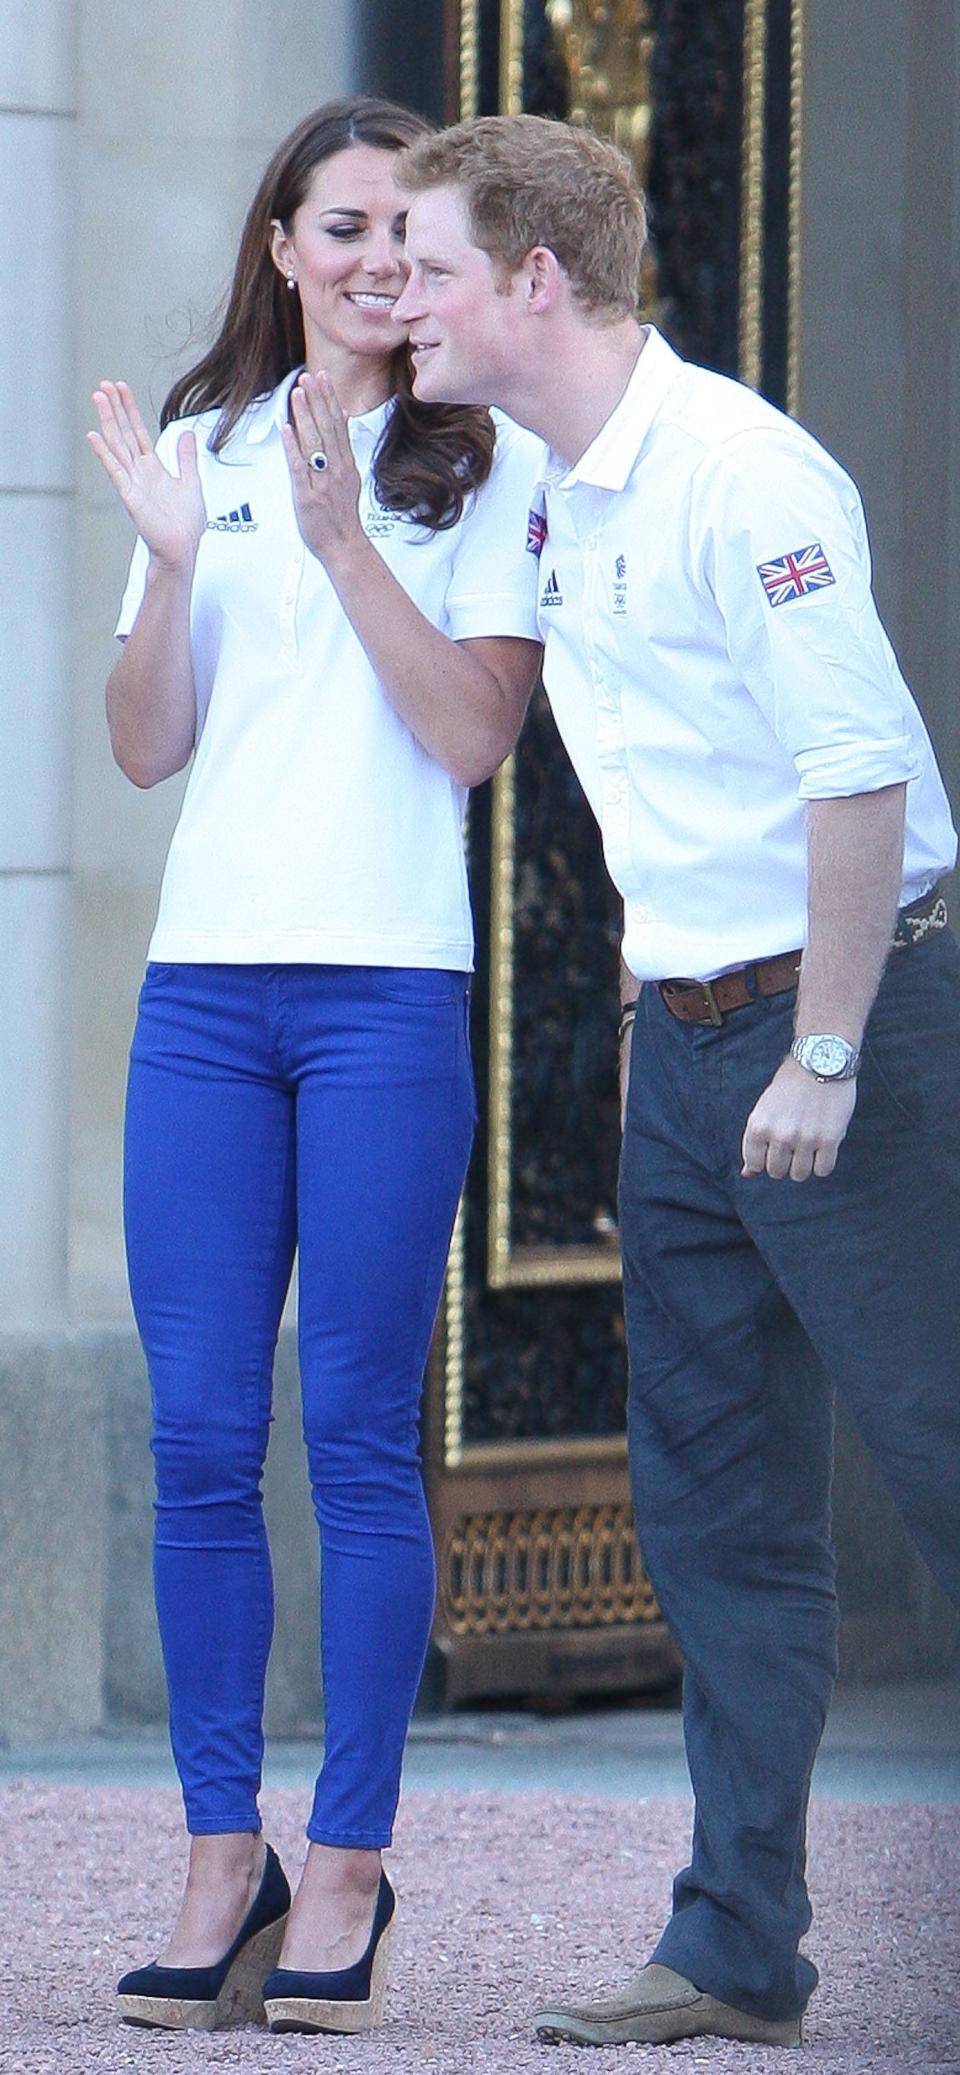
[[806, 1036, 850, 1078]]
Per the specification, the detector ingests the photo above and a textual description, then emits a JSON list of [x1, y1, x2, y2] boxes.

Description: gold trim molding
[[486, 747, 623, 1292], [486, 748, 516, 1283], [787, 0, 804, 416], [740, 0, 805, 408], [499, 0, 525, 116], [443, 1196, 468, 1464], [456, 1434, 627, 1472], [459, 0, 479, 118], [739, 0, 767, 389]]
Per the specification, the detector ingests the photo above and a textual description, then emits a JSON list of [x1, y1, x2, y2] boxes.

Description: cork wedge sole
[[265, 1923, 392, 2035], [118, 1914, 288, 2031]]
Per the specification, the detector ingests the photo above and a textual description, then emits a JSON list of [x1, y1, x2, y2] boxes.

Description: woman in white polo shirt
[[88, 96, 541, 2037]]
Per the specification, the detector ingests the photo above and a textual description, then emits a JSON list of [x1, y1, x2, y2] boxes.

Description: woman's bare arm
[[89, 381, 205, 787]]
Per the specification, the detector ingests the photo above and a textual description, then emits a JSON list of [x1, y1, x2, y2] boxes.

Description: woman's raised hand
[[88, 381, 207, 571], [281, 372, 365, 570]]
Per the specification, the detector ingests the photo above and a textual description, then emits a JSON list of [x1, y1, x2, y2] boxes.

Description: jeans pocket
[[859, 1035, 923, 1132], [138, 962, 186, 1008], [859, 932, 960, 1139], [369, 966, 460, 1007]]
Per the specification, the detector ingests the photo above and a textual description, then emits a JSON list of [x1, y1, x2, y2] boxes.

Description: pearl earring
[[286, 274, 297, 292]]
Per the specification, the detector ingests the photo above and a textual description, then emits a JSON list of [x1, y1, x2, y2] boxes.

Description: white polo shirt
[[117, 373, 544, 969], [533, 326, 957, 982]]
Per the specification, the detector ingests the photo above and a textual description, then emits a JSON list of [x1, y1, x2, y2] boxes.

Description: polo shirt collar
[[240, 368, 394, 450], [547, 325, 683, 493]]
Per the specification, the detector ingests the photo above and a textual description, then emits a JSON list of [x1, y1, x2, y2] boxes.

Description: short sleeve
[[443, 415, 546, 643], [690, 431, 920, 798], [113, 420, 189, 639]]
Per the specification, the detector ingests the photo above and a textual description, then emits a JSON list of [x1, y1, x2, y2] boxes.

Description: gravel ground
[[3, 1787, 958, 2074]]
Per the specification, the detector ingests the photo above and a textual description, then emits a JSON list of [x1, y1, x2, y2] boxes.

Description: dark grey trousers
[[619, 928, 960, 2019]]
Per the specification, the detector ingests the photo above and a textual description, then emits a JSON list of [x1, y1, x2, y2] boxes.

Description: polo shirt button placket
[[605, 773, 628, 823], [280, 550, 303, 668]]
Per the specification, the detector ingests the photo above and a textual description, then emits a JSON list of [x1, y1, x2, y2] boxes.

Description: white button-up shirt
[[117, 373, 544, 969], [534, 327, 957, 981]]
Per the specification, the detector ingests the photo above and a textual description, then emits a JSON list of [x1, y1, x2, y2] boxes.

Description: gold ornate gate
[[425, 0, 804, 1704]]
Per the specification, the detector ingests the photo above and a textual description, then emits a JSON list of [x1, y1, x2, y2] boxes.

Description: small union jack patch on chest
[[526, 504, 547, 555], [757, 542, 835, 607]]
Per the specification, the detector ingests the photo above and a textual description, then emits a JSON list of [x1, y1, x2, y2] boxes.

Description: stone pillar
[[799, 0, 960, 832], [0, 6, 76, 1330], [0, 4, 107, 1745], [899, 3, 960, 809], [799, 0, 959, 1678]]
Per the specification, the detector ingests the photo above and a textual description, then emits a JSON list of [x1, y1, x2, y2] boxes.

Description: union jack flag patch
[[757, 542, 835, 607], [526, 504, 547, 555]]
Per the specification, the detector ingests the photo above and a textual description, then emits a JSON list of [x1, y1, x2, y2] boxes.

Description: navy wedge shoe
[[263, 1869, 396, 2034], [117, 1840, 291, 2031]]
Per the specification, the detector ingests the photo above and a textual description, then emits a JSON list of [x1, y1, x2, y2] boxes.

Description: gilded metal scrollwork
[[545, 0, 655, 158], [443, 1503, 662, 1634]]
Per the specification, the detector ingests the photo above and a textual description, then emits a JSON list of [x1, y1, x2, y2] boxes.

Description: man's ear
[[523, 246, 564, 313]]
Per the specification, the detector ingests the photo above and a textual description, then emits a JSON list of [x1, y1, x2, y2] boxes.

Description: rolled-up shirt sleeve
[[692, 431, 920, 797], [443, 415, 546, 643]]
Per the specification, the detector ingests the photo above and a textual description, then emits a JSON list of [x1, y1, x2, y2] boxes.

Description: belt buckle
[[699, 981, 724, 1027]]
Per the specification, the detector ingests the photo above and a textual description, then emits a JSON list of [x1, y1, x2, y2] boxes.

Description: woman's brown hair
[[161, 97, 495, 531]]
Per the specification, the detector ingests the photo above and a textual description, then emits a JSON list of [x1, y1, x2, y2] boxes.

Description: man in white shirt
[[393, 116, 960, 2050]]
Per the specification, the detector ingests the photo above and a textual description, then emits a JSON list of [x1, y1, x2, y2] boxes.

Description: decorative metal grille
[[442, 1504, 662, 1634]]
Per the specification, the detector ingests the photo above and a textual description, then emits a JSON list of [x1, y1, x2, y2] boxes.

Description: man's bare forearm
[[741, 784, 905, 1182], [795, 784, 907, 1045]]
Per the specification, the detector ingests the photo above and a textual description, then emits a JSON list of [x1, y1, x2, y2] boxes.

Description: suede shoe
[[263, 1870, 396, 2034], [117, 1841, 290, 2031], [534, 1963, 803, 2048]]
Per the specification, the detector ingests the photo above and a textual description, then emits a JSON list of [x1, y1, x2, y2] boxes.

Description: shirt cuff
[[794, 736, 920, 799]]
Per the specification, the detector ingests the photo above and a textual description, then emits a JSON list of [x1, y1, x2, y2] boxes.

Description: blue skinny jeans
[[124, 961, 475, 1846]]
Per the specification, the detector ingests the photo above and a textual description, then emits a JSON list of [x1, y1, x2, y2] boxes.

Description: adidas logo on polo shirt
[[207, 503, 258, 533], [540, 568, 563, 607]]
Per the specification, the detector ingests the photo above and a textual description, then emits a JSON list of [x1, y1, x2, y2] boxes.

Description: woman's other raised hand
[[88, 381, 207, 572], [281, 372, 365, 572]]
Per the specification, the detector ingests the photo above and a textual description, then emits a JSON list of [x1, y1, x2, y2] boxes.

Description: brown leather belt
[[657, 953, 801, 1027], [656, 886, 947, 1028]]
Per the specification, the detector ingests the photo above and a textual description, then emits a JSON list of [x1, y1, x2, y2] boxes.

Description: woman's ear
[[269, 218, 294, 285]]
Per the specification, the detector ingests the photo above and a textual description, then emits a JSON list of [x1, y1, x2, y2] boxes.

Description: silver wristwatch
[[790, 1033, 861, 1082]]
